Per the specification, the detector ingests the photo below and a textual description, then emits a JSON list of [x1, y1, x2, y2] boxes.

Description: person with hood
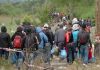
[[54, 24, 65, 56], [0, 26, 11, 60], [36, 27, 50, 64], [36, 27, 48, 49]]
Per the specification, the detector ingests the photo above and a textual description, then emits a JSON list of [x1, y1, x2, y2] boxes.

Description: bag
[[51, 46, 59, 54], [65, 31, 73, 43], [65, 31, 73, 47], [25, 33, 36, 48], [79, 31, 89, 45], [13, 35, 22, 48], [60, 48, 67, 59]]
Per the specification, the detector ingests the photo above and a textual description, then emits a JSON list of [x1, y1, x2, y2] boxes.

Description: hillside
[[0, 0, 95, 24]]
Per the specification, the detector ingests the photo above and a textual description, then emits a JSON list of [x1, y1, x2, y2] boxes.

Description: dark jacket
[[0, 32, 11, 48], [54, 28, 65, 43], [44, 29, 54, 45]]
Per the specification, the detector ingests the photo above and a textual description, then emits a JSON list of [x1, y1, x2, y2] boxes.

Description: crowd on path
[[0, 15, 96, 70]]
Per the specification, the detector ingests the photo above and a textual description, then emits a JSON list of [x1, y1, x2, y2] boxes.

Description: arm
[[88, 34, 92, 47], [43, 33, 48, 43], [7, 34, 12, 48]]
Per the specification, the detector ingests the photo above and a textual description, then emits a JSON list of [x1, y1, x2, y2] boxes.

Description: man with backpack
[[22, 25, 39, 70], [11, 26, 25, 70], [65, 28, 74, 64], [77, 24, 92, 65], [0, 26, 11, 60]]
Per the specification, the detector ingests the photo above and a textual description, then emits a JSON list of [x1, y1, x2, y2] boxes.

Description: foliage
[[0, 0, 95, 23]]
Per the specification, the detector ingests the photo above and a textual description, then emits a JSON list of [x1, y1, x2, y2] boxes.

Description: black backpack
[[25, 33, 37, 49], [78, 30, 89, 45]]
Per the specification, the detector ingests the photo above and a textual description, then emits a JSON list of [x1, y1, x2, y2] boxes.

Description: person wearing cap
[[72, 18, 79, 25], [43, 24, 54, 59], [72, 23, 80, 59]]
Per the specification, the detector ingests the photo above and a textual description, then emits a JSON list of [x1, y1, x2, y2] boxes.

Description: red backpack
[[65, 31, 73, 46], [13, 35, 22, 48], [65, 31, 71, 43]]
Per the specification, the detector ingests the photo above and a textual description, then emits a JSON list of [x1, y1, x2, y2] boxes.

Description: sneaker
[[83, 63, 88, 67]]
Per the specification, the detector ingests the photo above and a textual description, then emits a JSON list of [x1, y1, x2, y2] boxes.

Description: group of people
[[0, 22, 54, 70], [0, 17, 95, 70]]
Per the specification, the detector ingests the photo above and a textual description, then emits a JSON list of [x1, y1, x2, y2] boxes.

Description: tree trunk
[[96, 0, 100, 35], [95, 0, 100, 58]]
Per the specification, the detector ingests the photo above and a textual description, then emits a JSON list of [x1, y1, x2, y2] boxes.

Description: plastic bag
[[60, 49, 67, 59]]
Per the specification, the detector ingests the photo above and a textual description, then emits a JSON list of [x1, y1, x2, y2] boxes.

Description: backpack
[[78, 31, 89, 45], [65, 31, 73, 43], [13, 35, 22, 48], [25, 33, 37, 49]]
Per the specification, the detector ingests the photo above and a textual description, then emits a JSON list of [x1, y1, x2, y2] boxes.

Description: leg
[[80, 45, 84, 62], [83, 45, 89, 64]]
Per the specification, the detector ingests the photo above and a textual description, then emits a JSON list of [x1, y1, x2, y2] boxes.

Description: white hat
[[44, 24, 49, 27], [72, 24, 80, 30], [72, 18, 79, 24]]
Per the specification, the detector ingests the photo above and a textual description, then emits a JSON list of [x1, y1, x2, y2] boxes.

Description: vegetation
[[0, 0, 95, 24]]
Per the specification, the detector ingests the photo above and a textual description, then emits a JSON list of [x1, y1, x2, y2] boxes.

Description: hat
[[72, 18, 79, 24], [72, 24, 80, 30], [44, 24, 49, 28]]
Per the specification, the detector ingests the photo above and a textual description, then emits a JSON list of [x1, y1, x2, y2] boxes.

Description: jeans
[[37, 43, 51, 65], [11, 51, 24, 70], [80, 44, 89, 64], [43, 43, 51, 64], [0, 49, 9, 59], [26, 52, 37, 70], [67, 46, 74, 63]]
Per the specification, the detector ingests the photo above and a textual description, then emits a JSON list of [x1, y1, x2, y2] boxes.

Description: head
[[23, 21, 31, 25], [36, 27, 42, 33], [81, 24, 86, 30], [17, 26, 23, 32], [25, 27, 32, 35], [43, 24, 49, 30], [31, 26, 36, 33], [72, 23, 80, 31], [1, 26, 7, 32], [67, 28, 72, 32], [59, 24, 63, 28]]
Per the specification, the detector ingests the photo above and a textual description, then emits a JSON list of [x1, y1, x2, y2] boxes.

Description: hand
[[76, 48, 78, 51]]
